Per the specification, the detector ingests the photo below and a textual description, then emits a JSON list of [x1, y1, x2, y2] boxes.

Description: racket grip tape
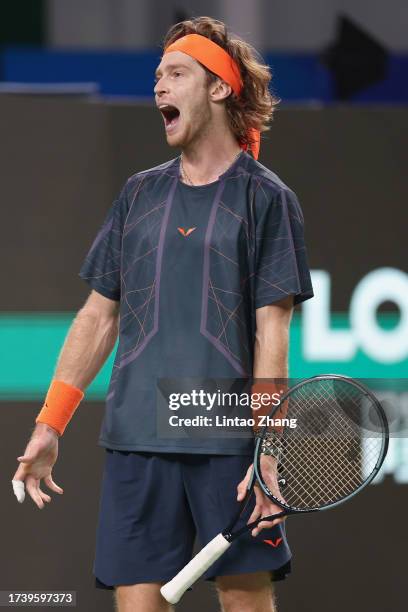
[[160, 533, 231, 604]]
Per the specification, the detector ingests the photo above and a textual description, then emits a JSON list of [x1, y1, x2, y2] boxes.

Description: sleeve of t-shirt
[[254, 186, 314, 308], [78, 184, 128, 301]]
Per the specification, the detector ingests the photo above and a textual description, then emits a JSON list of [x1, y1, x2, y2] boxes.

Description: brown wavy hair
[[163, 16, 280, 152]]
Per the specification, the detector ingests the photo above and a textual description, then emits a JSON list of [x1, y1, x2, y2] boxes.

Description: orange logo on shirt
[[178, 227, 196, 237], [263, 538, 283, 548]]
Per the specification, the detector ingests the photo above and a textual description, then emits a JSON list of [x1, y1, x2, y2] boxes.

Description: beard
[[166, 97, 212, 150]]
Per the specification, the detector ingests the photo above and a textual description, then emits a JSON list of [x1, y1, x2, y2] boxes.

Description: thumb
[[17, 446, 42, 463], [237, 464, 253, 501], [237, 477, 250, 501], [17, 454, 36, 463]]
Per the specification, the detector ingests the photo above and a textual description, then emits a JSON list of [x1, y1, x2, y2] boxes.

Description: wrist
[[34, 422, 60, 438], [260, 454, 279, 478], [254, 430, 283, 462]]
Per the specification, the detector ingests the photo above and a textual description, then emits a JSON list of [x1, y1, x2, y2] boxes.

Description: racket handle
[[160, 533, 231, 604]]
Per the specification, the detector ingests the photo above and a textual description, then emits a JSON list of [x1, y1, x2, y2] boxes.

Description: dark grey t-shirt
[[79, 150, 314, 454]]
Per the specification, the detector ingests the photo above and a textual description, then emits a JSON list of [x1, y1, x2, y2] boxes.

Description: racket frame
[[160, 374, 389, 603], [253, 374, 389, 513]]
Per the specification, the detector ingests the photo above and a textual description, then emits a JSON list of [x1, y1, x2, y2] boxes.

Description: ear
[[209, 78, 232, 102]]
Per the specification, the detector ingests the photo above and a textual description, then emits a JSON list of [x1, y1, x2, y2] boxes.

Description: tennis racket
[[160, 374, 389, 604]]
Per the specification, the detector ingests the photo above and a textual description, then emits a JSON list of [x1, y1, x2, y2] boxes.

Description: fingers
[[248, 505, 262, 528], [44, 475, 63, 495], [25, 476, 53, 509], [25, 476, 45, 509], [249, 489, 286, 536], [248, 487, 263, 527], [236, 481, 247, 502], [252, 516, 286, 537], [13, 462, 26, 482], [38, 489, 51, 504], [11, 473, 60, 508], [12, 463, 27, 503], [237, 464, 253, 501], [11, 479, 25, 503], [12, 441, 61, 508]]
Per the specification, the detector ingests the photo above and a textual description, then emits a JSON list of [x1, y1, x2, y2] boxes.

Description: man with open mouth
[[13, 15, 313, 612]]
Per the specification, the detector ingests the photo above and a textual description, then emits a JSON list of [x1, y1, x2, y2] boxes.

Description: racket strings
[[281, 435, 363, 508], [259, 379, 386, 510]]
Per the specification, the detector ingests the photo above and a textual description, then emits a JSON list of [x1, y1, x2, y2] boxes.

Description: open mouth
[[159, 104, 181, 131]]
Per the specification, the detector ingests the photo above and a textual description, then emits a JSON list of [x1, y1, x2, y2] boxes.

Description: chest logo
[[178, 226, 197, 237]]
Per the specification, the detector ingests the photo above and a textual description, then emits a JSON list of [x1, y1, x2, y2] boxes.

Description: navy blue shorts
[[94, 450, 292, 589]]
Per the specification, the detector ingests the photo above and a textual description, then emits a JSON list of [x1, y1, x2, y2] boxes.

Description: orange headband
[[164, 33, 260, 159]]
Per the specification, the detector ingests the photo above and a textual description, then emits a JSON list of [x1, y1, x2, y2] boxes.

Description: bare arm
[[252, 294, 293, 380], [250, 294, 293, 431], [54, 289, 120, 389], [12, 290, 120, 508], [237, 295, 294, 534], [35, 289, 120, 437]]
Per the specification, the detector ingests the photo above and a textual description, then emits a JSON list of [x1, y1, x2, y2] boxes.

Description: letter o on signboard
[[350, 268, 408, 363]]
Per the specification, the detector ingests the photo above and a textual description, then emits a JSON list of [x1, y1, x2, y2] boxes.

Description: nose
[[154, 76, 169, 97]]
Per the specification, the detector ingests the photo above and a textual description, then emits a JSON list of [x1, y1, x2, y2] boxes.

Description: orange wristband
[[35, 380, 84, 436]]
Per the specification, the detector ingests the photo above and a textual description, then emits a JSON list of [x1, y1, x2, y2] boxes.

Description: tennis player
[[12, 16, 313, 612]]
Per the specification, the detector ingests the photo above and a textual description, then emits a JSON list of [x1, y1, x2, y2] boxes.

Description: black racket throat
[[223, 510, 289, 543]]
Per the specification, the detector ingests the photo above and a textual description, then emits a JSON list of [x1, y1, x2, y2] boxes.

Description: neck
[[180, 129, 242, 186]]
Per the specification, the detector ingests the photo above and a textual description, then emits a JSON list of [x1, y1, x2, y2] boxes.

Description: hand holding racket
[[237, 455, 286, 536], [160, 375, 389, 604]]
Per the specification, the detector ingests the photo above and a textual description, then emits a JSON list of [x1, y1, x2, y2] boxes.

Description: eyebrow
[[154, 63, 189, 79]]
